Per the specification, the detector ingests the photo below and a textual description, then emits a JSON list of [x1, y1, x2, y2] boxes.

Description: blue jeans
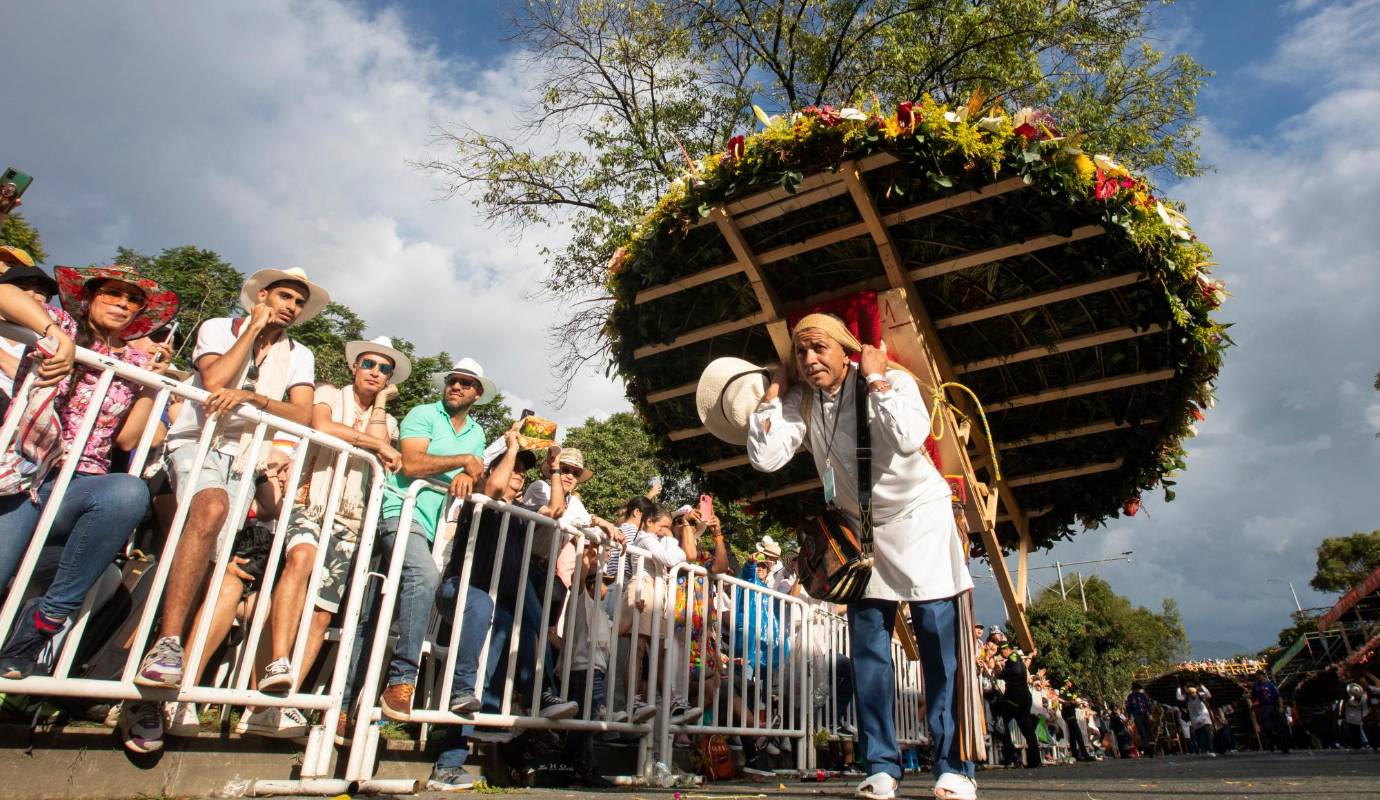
[[0, 472, 148, 621], [848, 595, 974, 781], [344, 515, 440, 709], [435, 577, 495, 700]]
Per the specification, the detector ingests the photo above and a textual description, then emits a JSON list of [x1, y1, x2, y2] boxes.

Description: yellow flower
[[1073, 154, 1096, 182]]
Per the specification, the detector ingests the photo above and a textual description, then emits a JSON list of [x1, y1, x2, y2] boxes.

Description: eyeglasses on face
[[94, 284, 147, 309], [445, 375, 481, 391], [357, 357, 395, 376], [558, 465, 583, 477]]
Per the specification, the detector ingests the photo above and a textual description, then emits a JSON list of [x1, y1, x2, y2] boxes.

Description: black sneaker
[[538, 691, 578, 720], [0, 607, 60, 679], [449, 692, 482, 715], [572, 770, 614, 788]]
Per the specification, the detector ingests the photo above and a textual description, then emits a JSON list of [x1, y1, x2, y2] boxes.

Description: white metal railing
[[657, 560, 811, 775], [0, 319, 954, 791], [0, 321, 387, 796]]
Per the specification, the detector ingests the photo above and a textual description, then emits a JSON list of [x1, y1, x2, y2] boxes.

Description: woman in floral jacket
[[0, 263, 177, 678]]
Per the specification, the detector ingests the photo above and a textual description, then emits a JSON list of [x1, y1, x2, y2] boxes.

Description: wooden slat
[[640, 172, 1025, 307], [986, 369, 1177, 412], [646, 380, 698, 404], [749, 478, 822, 502], [910, 224, 1106, 281], [632, 311, 768, 359], [881, 176, 1029, 227], [668, 426, 708, 441], [696, 151, 901, 228], [735, 180, 852, 229], [1006, 459, 1125, 488], [935, 274, 1145, 330], [754, 221, 871, 265], [1001, 419, 1155, 450], [702, 454, 751, 473], [635, 260, 741, 305], [953, 323, 1164, 372]]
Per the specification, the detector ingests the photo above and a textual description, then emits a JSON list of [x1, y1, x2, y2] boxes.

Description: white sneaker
[[234, 706, 310, 739], [166, 701, 202, 737], [933, 771, 977, 800], [856, 772, 897, 800]]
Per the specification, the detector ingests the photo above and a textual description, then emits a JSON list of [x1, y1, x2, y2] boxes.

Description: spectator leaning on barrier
[[0, 264, 175, 683], [136, 266, 325, 702], [258, 337, 408, 700], [0, 247, 46, 410], [344, 357, 492, 722], [746, 314, 980, 800]]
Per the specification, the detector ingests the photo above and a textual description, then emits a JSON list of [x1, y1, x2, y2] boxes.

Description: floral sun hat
[[54, 263, 179, 340]]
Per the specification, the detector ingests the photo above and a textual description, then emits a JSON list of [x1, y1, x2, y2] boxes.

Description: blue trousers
[[848, 595, 974, 781], [435, 577, 496, 701], [0, 472, 148, 621], [344, 515, 440, 709]]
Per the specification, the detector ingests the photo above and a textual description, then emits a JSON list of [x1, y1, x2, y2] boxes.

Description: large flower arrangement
[[604, 95, 1229, 549]]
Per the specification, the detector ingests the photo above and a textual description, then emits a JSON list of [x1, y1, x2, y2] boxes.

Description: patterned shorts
[[284, 510, 360, 615]]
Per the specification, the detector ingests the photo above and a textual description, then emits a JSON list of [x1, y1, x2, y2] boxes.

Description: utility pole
[[1056, 561, 1067, 600], [1077, 572, 1088, 612], [1268, 578, 1304, 613]]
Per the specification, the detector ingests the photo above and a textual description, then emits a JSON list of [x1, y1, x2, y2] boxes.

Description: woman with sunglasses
[[0, 264, 177, 678]]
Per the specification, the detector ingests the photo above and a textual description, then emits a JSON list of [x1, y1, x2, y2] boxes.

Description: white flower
[[977, 115, 1005, 132], [1156, 201, 1193, 240], [943, 107, 970, 124], [1093, 154, 1122, 173], [1186, 424, 1198, 438], [839, 107, 868, 121]]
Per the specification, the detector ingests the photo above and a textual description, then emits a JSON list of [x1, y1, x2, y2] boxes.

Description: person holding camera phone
[[746, 314, 980, 800], [0, 264, 175, 690]]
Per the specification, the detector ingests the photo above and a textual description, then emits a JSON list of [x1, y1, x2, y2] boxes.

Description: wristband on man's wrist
[[865, 372, 887, 385]]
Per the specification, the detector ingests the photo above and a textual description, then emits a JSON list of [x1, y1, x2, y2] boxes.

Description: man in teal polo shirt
[[343, 357, 495, 722]]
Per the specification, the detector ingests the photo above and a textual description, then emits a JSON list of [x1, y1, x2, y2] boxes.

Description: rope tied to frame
[[927, 381, 1002, 482]]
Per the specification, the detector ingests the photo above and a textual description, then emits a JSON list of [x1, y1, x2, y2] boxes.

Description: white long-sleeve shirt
[[748, 365, 972, 601], [1176, 685, 1213, 729]]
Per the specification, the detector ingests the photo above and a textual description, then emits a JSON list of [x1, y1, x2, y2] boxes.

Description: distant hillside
[[1190, 639, 1251, 660]]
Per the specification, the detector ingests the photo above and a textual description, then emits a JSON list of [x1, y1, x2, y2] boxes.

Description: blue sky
[[5, 1, 1378, 654]]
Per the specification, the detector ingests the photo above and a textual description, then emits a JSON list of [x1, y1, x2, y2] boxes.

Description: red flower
[[1123, 495, 1141, 517], [803, 104, 841, 126], [721, 135, 746, 165], [1192, 407, 1205, 422], [896, 101, 916, 131], [1013, 123, 1039, 140]]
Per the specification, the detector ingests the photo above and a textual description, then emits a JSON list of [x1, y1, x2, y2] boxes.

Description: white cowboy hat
[[754, 535, 783, 559], [431, 357, 499, 405], [240, 267, 331, 324], [696, 356, 770, 445], [344, 335, 412, 385]]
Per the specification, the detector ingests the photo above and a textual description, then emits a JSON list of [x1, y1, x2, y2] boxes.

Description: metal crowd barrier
[[344, 485, 669, 785], [893, 639, 925, 748], [658, 561, 810, 775], [0, 322, 385, 796]]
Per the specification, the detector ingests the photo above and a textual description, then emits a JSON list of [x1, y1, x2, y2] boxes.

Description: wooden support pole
[[1000, 419, 1155, 450], [632, 311, 768, 359], [1017, 531, 1031, 610], [713, 208, 793, 363], [986, 370, 1176, 412], [909, 225, 1106, 282], [1005, 459, 1125, 488]]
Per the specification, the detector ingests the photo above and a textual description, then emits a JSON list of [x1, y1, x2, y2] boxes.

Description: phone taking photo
[[698, 493, 713, 520], [0, 167, 33, 213]]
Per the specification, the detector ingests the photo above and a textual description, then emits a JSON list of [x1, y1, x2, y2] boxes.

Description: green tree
[[1310, 530, 1380, 594], [423, 0, 1208, 385], [291, 302, 369, 389], [1024, 575, 1187, 703], [0, 213, 47, 263]]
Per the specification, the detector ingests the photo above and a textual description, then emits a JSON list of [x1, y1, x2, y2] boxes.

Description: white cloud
[[5, 0, 629, 432]]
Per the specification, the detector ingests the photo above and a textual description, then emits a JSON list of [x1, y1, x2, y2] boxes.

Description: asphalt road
[[405, 750, 1380, 800]]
